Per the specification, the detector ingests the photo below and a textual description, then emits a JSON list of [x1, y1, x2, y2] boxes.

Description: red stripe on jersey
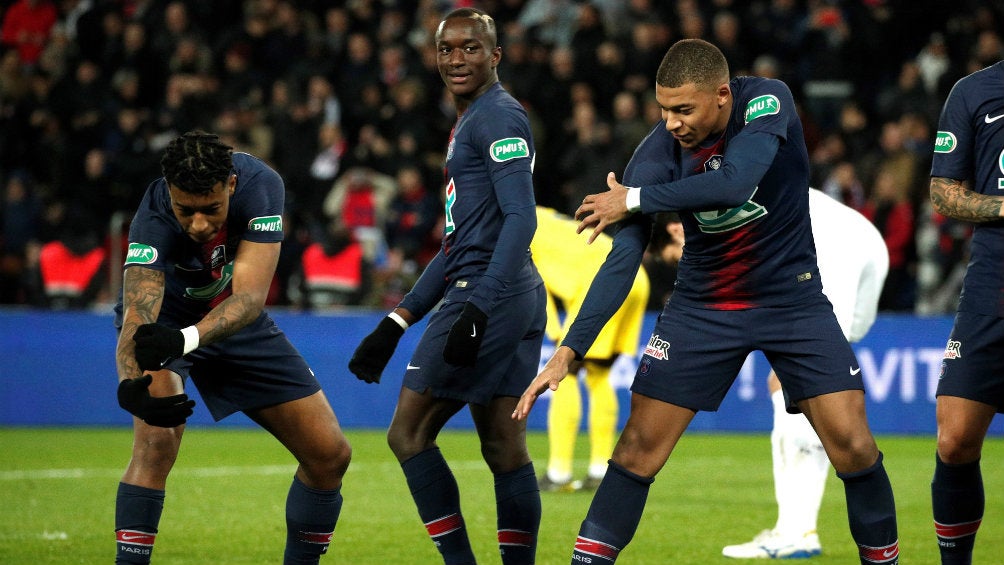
[[935, 519, 982, 539], [574, 536, 619, 560], [498, 529, 533, 546], [116, 529, 156, 546], [297, 530, 334, 545], [425, 513, 463, 538], [859, 541, 899, 563]]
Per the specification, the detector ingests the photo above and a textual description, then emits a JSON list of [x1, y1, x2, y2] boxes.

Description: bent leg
[[472, 396, 539, 565], [933, 396, 995, 565], [389, 387, 474, 565], [800, 390, 898, 564], [117, 370, 185, 565], [572, 394, 694, 564], [249, 391, 351, 565]]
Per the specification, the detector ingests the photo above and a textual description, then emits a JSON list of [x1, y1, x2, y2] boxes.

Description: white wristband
[[626, 186, 642, 212], [181, 325, 200, 355], [387, 312, 409, 330]]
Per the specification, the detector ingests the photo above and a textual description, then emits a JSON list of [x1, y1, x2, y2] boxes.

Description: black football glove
[[348, 316, 405, 384], [133, 323, 185, 371], [117, 374, 196, 427], [443, 302, 487, 367]]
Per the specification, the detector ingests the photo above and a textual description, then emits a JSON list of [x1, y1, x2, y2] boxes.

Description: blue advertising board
[[1, 309, 999, 435]]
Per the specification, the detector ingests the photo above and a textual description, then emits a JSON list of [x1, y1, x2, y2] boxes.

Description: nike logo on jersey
[[406, 364, 421, 370], [850, 367, 862, 375], [986, 113, 1004, 124]]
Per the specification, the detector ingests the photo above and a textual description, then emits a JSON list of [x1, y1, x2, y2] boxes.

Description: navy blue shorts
[[403, 282, 546, 405], [165, 313, 321, 421], [632, 295, 862, 412], [937, 310, 1004, 412]]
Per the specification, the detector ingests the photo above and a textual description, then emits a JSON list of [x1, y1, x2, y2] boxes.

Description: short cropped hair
[[160, 131, 234, 195], [440, 7, 497, 49], [656, 39, 730, 91]]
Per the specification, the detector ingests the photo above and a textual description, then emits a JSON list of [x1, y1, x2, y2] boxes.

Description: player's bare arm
[[196, 239, 280, 345], [575, 172, 631, 244], [116, 266, 165, 380], [930, 176, 1004, 222], [512, 345, 578, 420]]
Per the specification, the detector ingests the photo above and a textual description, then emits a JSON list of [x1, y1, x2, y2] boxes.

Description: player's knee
[[936, 431, 983, 464], [303, 437, 352, 483]]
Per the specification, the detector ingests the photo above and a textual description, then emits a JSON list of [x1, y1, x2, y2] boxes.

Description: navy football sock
[[284, 475, 342, 565], [571, 461, 654, 564], [837, 452, 900, 564], [494, 462, 540, 565], [932, 454, 983, 565], [115, 482, 164, 564], [402, 447, 475, 564]]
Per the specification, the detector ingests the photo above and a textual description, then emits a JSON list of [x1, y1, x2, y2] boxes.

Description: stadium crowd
[[0, 0, 1002, 313]]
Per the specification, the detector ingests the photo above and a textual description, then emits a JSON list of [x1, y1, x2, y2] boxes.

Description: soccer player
[[928, 58, 1004, 565], [530, 206, 649, 492], [722, 187, 889, 559], [113, 131, 351, 565], [348, 9, 546, 565], [513, 39, 900, 565]]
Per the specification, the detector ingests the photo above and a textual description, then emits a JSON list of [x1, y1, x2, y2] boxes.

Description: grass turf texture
[[1, 427, 1001, 564]]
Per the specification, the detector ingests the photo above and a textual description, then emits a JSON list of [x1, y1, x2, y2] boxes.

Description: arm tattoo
[[198, 293, 259, 344], [116, 267, 165, 379], [930, 177, 1003, 222]]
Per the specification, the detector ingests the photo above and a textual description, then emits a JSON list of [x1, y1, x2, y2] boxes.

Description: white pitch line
[[0, 460, 489, 481]]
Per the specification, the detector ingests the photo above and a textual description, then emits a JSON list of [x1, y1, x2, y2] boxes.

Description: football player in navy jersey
[[929, 59, 1004, 565], [113, 131, 351, 565], [348, 8, 546, 565], [514, 39, 900, 564]]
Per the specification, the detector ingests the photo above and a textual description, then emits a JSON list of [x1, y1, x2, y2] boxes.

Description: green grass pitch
[[2, 427, 1001, 564]]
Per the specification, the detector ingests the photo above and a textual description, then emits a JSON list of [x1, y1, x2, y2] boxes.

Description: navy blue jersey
[[931, 61, 1004, 317], [563, 76, 821, 355], [400, 83, 541, 318], [115, 152, 285, 325]]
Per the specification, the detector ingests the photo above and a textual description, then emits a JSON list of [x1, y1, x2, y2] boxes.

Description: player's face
[[168, 175, 235, 243], [656, 82, 731, 149], [436, 16, 500, 102]]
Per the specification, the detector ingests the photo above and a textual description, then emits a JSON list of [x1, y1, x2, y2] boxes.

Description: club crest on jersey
[[210, 245, 226, 269], [934, 131, 957, 154], [744, 94, 780, 123], [124, 243, 157, 265], [489, 137, 529, 162], [705, 154, 724, 173], [248, 215, 282, 232], [943, 339, 962, 360], [643, 334, 671, 360]]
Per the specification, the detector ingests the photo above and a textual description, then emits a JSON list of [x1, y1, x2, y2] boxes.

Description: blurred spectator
[[322, 166, 395, 262], [819, 161, 865, 211], [26, 209, 106, 309], [1, 0, 58, 66], [297, 218, 369, 309], [383, 163, 440, 269], [862, 165, 916, 312], [1, 171, 42, 303]]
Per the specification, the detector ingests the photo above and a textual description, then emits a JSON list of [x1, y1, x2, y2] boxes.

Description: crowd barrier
[[2, 309, 1000, 435]]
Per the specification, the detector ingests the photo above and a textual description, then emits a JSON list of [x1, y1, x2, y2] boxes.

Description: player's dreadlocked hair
[[656, 39, 730, 91], [160, 131, 234, 195]]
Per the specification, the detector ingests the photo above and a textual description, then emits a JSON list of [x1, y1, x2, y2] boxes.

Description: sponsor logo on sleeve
[[934, 131, 956, 153], [743, 94, 780, 123], [489, 137, 530, 162], [248, 215, 283, 232], [124, 243, 158, 265]]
